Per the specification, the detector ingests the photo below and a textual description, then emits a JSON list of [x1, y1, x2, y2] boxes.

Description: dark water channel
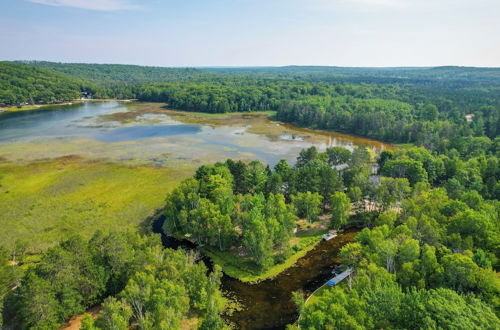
[[152, 215, 357, 330]]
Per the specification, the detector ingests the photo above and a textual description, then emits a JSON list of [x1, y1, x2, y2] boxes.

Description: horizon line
[[4, 60, 500, 70]]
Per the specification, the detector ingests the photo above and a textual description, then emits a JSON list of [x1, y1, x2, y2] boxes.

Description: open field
[[0, 156, 195, 252]]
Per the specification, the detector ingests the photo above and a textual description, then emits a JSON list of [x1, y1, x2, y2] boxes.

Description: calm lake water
[[0, 101, 390, 166]]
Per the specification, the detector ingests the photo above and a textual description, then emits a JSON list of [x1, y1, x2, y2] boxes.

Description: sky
[[0, 0, 499, 67]]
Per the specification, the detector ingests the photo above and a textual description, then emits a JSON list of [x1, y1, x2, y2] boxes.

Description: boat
[[322, 230, 338, 241]]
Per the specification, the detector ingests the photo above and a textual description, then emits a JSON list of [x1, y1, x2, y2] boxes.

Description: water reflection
[[95, 125, 202, 142]]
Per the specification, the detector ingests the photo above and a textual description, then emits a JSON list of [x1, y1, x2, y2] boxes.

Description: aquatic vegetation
[[0, 156, 194, 251]]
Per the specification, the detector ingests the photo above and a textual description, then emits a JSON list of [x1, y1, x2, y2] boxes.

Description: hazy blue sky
[[1, 0, 499, 67]]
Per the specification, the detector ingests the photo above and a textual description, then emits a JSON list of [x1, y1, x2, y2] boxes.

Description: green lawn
[[203, 234, 324, 283], [0, 157, 194, 252]]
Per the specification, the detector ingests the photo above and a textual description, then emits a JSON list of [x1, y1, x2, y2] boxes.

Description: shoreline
[[0, 100, 393, 152], [0, 98, 136, 113]]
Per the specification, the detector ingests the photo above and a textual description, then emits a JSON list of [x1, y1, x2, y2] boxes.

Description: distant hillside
[[205, 65, 500, 84], [11, 61, 500, 87], [23, 61, 213, 84], [0, 62, 90, 106], [3, 61, 500, 110]]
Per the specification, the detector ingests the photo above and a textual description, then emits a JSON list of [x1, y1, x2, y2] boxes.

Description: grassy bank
[[203, 233, 324, 283], [0, 156, 194, 252]]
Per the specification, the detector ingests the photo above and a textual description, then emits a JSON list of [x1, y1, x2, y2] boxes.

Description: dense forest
[[287, 140, 499, 327], [0, 62, 92, 106], [0, 232, 226, 329], [25, 61, 212, 84], [292, 166, 500, 327], [205, 65, 500, 83], [162, 144, 409, 271], [0, 62, 212, 105]]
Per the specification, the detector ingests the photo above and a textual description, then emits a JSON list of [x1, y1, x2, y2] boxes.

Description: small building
[[81, 91, 93, 99], [326, 268, 353, 286]]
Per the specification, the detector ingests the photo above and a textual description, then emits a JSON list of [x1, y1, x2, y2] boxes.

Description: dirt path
[[60, 306, 101, 330]]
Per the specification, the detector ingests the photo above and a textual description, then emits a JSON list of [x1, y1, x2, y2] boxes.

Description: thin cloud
[[309, 0, 497, 11], [345, 0, 408, 8], [27, 0, 142, 11], [295, 0, 410, 13]]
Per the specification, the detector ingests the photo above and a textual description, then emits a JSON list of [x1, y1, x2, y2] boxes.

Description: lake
[[0, 101, 390, 166]]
